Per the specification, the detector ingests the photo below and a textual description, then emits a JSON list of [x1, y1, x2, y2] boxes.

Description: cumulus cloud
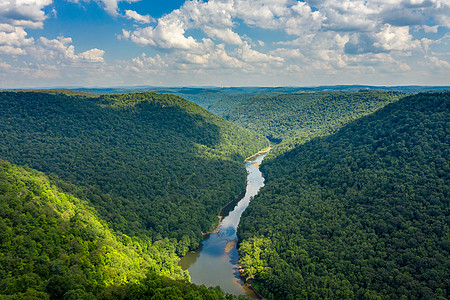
[[68, 0, 142, 16], [2, 0, 450, 87], [344, 34, 382, 55], [78, 48, 105, 62], [114, 0, 449, 86], [131, 18, 201, 50], [128, 0, 245, 49], [374, 25, 420, 51], [132, 53, 167, 68], [180, 44, 244, 68], [125, 0, 448, 55], [38, 36, 105, 62], [95, 0, 139, 16], [125, 10, 154, 24], [236, 42, 284, 63], [0, 0, 52, 29], [0, 24, 34, 55], [426, 55, 450, 68], [0, 58, 11, 69], [423, 25, 439, 33]]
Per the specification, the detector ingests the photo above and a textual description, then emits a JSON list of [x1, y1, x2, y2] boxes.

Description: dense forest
[[0, 91, 268, 255], [237, 92, 449, 299], [223, 90, 403, 146], [0, 159, 247, 299], [2, 88, 448, 299], [207, 94, 271, 118]]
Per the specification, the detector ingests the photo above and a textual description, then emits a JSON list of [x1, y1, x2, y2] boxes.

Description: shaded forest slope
[[238, 92, 449, 299], [222, 90, 403, 157], [0, 91, 268, 253]]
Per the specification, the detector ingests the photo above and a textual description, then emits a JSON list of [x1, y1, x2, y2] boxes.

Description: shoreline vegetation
[[201, 190, 245, 238], [194, 148, 269, 299], [202, 147, 271, 238], [238, 263, 265, 300], [244, 145, 272, 162]]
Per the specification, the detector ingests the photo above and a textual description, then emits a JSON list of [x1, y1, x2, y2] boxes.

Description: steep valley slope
[[0, 91, 268, 254], [238, 92, 449, 299]]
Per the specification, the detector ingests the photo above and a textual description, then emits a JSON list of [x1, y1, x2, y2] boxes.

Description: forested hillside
[[207, 94, 270, 117], [0, 159, 245, 299], [238, 92, 449, 299], [0, 91, 268, 254], [223, 90, 403, 149]]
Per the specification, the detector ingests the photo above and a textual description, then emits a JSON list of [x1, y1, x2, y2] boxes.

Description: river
[[179, 152, 268, 298]]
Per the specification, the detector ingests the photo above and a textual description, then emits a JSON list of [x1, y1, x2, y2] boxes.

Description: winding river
[[179, 152, 268, 298]]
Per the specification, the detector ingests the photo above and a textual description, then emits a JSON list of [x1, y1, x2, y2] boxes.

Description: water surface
[[179, 153, 268, 298]]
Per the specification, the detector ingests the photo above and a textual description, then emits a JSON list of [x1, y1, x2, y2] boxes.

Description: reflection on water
[[179, 153, 268, 298]]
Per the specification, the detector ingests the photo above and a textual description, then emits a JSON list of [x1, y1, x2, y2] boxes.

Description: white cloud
[[131, 18, 201, 50], [0, 25, 34, 55], [126, 0, 321, 51], [125, 10, 154, 24], [181, 44, 244, 68], [236, 42, 284, 63], [423, 25, 439, 33], [0, 45, 27, 55], [374, 25, 420, 51], [97, 0, 139, 16], [112, 0, 450, 86], [68, 0, 142, 16], [78, 48, 105, 62], [320, 1, 377, 32], [0, 25, 34, 47], [37, 36, 105, 62], [118, 29, 131, 40], [426, 55, 450, 68], [0, 58, 11, 70], [0, 0, 52, 29]]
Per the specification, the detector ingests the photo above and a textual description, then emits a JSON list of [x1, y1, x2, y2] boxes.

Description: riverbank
[[244, 145, 272, 161], [238, 263, 265, 299], [202, 149, 270, 238], [201, 189, 246, 238], [180, 151, 269, 298]]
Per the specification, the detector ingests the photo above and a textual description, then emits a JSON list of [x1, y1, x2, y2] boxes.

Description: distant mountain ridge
[[7, 85, 445, 109]]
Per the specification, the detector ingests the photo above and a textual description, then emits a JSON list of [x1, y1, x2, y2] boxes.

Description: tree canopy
[[222, 91, 404, 157], [238, 92, 450, 299], [0, 91, 268, 254], [0, 159, 249, 299]]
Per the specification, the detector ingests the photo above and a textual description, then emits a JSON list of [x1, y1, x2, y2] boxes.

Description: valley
[[179, 152, 269, 298], [0, 88, 448, 299], [1, 1, 449, 299]]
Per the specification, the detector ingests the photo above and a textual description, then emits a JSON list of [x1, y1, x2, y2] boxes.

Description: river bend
[[179, 152, 268, 298]]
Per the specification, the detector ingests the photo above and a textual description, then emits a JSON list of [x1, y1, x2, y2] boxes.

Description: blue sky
[[0, 0, 449, 88]]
